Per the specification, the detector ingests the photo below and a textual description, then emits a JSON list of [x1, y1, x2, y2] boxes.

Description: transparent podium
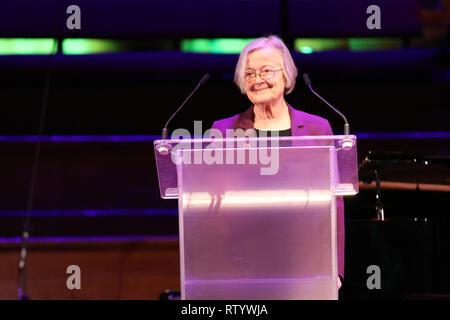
[[154, 135, 358, 300]]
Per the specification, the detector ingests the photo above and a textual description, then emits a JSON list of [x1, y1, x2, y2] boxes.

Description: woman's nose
[[253, 76, 265, 85]]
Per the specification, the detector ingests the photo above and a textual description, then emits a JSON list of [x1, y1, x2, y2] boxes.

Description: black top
[[254, 128, 292, 147], [254, 128, 292, 137]]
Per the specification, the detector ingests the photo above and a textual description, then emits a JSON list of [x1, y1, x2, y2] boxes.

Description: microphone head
[[340, 138, 355, 151], [155, 142, 172, 156], [303, 73, 311, 87], [198, 73, 210, 86]]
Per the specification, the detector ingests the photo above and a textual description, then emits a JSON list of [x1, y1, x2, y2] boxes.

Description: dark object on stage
[[159, 290, 181, 300], [361, 151, 450, 167], [360, 150, 450, 185], [359, 150, 450, 220]]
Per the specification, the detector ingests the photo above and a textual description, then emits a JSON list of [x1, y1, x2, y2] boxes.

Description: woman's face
[[244, 46, 286, 106]]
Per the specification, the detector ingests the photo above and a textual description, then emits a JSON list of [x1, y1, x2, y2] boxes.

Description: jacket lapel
[[287, 104, 305, 137], [233, 105, 254, 130]]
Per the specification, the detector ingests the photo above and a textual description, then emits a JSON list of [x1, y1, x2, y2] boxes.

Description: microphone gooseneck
[[303, 73, 350, 136], [161, 73, 210, 140], [156, 73, 210, 155]]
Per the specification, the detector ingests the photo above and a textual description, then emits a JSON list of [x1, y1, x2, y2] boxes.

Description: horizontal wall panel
[[289, 0, 422, 37], [0, 0, 422, 38], [0, 0, 280, 38]]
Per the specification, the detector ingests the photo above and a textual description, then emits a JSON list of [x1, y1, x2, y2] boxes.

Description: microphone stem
[[344, 123, 350, 136], [162, 83, 200, 139], [308, 85, 349, 135]]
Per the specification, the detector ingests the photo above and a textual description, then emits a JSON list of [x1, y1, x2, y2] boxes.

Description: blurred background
[[0, 0, 449, 300]]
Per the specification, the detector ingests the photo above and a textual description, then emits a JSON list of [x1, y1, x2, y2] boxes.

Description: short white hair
[[234, 35, 298, 95]]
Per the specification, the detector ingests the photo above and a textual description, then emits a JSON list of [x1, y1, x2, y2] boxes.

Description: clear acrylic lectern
[[154, 135, 358, 300]]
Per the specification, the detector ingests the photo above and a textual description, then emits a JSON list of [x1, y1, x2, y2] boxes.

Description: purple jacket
[[212, 104, 345, 278], [212, 104, 334, 137]]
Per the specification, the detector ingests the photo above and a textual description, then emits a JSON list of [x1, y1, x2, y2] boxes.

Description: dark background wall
[[1, 49, 449, 136], [0, 0, 447, 136], [0, 0, 449, 300]]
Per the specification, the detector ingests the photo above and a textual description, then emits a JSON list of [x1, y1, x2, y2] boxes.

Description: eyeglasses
[[244, 67, 283, 82]]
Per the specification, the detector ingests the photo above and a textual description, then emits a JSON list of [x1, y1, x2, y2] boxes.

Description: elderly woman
[[212, 35, 344, 290]]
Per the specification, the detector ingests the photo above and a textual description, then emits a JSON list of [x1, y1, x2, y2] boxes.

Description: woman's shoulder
[[211, 114, 241, 137], [211, 114, 241, 131]]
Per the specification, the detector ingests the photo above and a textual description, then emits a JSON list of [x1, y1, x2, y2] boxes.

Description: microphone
[[162, 73, 209, 140], [156, 73, 210, 155], [303, 73, 353, 148]]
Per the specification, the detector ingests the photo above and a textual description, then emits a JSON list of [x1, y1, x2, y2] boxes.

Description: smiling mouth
[[254, 87, 269, 92]]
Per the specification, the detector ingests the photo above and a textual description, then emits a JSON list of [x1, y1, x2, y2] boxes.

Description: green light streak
[[181, 39, 256, 54], [295, 39, 348, 52], [299, 46, 314, 54], [62, 39, 122, 54], [0, 37, 405, 56], [0, 38, 57, 54], [348, 38, 402, 51]]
